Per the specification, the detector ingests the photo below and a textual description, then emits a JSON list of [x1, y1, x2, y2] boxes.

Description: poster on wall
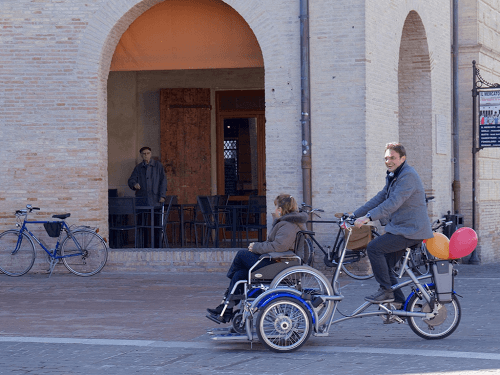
[[479, 90, 500, 147]]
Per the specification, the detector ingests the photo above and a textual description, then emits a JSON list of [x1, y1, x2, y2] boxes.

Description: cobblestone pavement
[[0, 263, 498, 374]]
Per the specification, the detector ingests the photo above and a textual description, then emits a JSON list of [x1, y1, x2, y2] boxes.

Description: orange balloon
[[425, 232, 450, 260]]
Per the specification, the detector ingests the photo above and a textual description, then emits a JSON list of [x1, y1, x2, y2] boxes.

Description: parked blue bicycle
[[0, 205, 108, 277]]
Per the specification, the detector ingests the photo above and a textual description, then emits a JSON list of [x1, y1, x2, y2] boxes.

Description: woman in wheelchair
[[207, 193, 308, 322]]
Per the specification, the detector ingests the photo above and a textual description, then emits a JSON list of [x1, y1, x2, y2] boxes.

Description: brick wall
[[457, 0, 500, 262], [1, 0, 498, 262]]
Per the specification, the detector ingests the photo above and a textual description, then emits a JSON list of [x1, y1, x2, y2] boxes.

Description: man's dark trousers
[[367, 233, 422, 302]]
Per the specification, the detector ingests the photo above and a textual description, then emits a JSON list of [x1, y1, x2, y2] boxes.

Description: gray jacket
[[251, 211, 308, 255], [128, 159, 167, 206], [353, 162, 433, 240]]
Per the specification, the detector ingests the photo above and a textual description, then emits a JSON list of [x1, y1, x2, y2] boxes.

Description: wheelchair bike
[[207, 215, 463, 353], [206, 235, 335, 333]]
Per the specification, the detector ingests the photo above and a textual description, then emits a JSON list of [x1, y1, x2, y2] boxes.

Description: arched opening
[[107, 0, 265, 205], [106, 0, 266, 248], [398, 11, 432, 194]]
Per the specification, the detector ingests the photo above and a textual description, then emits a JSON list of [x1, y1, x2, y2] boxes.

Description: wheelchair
[[206, 233, 334, 334]]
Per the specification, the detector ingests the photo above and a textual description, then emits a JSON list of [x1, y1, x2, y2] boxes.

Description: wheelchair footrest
[[206, 314, 228, 324]]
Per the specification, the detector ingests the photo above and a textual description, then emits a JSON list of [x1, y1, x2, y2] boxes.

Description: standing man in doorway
[[353, 142, 433, 305], [128, 146, 167, 206]]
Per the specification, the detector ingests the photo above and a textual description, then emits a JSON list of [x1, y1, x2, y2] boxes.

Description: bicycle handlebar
[[16, 204, 40, 215]]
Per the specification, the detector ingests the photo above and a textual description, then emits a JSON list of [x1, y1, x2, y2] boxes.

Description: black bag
[[44, 222, 62, 238]]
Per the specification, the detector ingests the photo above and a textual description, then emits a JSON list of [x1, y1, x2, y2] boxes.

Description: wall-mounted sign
[[479, 90, 500, 147]]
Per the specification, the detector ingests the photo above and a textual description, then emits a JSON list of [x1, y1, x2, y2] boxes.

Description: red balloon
[[449, 227, 478, 259]]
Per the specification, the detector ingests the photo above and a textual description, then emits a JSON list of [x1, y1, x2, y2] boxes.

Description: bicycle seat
[[52, 213, 70, 220]]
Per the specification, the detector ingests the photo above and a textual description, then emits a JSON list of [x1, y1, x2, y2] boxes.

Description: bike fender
[[251, 288, 315, 324], [404, 283, 457, 309]]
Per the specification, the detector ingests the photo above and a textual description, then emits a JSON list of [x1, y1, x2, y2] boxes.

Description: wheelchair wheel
[[256, 296, 312, 352], [231, 311, 246, 334], [270, 266, 334, 326]]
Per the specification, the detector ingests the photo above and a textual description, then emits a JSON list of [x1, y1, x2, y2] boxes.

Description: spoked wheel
[[406, 287, 461, 339], [231, 310, 246, 334], [256, 296, 312, 352], [270, 266, 334, 325], [0, 230, 36, 276], [409, 245, 430, 276], [341, 246, 374, 280], [61, 229, 108, 276], [296, 238, 314, 266], [392, 245, 430, 277]]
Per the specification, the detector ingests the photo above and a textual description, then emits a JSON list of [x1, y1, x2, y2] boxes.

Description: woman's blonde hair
[[274, 194, 298, 215]]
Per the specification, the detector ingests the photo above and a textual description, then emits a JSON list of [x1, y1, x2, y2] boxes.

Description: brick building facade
[[1, 0, 499, 262]]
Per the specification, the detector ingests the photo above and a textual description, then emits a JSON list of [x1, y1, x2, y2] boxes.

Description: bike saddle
[[52, 213, 71, 219]]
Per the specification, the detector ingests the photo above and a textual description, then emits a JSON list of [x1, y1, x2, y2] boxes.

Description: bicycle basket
[[344, 226, 372, 251], [43, 222, 62, 238]]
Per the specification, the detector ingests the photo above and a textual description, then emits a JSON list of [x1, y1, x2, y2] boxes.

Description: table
[[217, 204, 248, 248]]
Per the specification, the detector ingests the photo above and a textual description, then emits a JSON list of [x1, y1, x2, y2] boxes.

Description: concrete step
[[28, 247, 242, 274], [106, 248, 241, 273]]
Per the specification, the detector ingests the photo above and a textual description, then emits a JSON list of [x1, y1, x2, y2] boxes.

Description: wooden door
[[160, 88, 211, 204]]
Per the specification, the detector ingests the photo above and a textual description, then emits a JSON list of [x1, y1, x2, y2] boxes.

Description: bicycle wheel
[[392, 245, 430, 277], [270, 265, 334, 326], [0, 230, 36, 276], [409, 245, 430, 276], [296, 238, 314, 266], [341, 245, 374, 280], [61, 229, 108, 276], [256, 296, 312, 353], [406, 286, 461, 339]]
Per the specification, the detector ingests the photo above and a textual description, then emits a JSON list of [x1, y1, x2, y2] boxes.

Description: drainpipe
[[452, 0, 461, 214], [300, 0, 312, 217]]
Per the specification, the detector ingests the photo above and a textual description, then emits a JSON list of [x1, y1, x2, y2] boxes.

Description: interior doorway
[[216, 91, 265, 200]]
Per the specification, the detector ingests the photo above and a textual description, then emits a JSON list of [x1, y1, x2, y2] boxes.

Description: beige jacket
[[251, 211, 308, 255]]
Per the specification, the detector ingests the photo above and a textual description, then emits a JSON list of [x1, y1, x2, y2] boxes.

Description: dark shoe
[[365, 287, 395, 303], [207, 304, 224, 315]]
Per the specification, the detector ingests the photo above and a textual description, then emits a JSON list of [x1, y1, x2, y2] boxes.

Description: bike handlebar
[[15, 204, 40, 215]]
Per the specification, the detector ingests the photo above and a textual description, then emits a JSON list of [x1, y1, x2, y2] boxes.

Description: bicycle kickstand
[[48, 258, 58, 278]]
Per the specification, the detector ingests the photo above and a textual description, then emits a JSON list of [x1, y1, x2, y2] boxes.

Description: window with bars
[[224, 139, 238, 195]]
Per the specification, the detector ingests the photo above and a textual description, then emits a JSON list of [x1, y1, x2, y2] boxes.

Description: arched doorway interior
[[107, 0, 265, 204]]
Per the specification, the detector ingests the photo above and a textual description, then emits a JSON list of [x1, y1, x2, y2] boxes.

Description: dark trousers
[[226, 249, 273, 295], [367, 233, 422, 302]]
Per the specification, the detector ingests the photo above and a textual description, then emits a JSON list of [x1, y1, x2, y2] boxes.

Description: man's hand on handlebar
[[354, 216, 370, 228]]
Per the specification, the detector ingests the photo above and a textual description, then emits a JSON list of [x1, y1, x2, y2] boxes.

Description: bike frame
[[15, 218, 83, 260], [311, 225, 439, 336]]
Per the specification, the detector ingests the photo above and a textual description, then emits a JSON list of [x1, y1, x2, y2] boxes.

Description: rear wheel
[[0, 230, 36, 276], [407, 286, 461, 339], [256, 296, 312, 352], [61, 229, 108, 276], [270, 266, 333, 325], [296, 238, 314, 266]]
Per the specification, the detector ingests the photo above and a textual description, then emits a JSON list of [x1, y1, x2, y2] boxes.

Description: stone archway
[[398, 11, 433, 193]]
